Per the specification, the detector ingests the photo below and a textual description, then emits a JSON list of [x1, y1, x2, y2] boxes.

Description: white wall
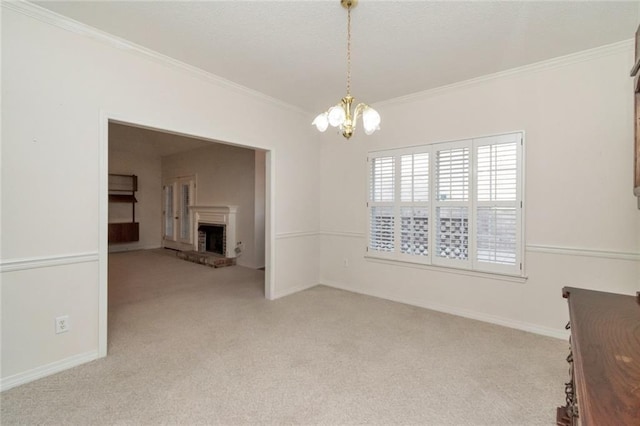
[[1, 5, 320, 388], [162, 143, 261, 268], [108, 123, 162, 252], [319, 42, 640, 337], [255, 150, 266, 269]]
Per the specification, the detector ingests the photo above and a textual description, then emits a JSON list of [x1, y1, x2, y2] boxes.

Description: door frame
[[99, 112, 275, 358]]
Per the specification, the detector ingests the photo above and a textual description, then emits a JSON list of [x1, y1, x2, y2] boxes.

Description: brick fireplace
[[190, 205, 238, 258]]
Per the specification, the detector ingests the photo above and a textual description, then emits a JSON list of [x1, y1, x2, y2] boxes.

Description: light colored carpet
[[1, 249, 567, 425]]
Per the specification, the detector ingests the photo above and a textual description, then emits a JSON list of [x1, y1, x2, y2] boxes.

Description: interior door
[[163, 176, 195, 250]]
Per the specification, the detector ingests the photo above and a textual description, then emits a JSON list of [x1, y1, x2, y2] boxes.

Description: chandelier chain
[[346, 5, 351, 95]]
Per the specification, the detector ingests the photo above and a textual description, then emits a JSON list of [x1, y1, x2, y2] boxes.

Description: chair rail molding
[[526, 244, 640, 262], [275, 231, 320, 239], [0, 252, 100, 273]]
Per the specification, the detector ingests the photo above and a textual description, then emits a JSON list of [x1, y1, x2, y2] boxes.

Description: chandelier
[[312, 0, 380, 139]]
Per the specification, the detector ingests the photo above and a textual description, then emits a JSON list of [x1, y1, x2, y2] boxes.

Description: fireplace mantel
[[190, 205, 238, 258]]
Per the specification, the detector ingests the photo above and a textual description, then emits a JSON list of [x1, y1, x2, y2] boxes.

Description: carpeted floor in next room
[[1, 249, 567, 425]]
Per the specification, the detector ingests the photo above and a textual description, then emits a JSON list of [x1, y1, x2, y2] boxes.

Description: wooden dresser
[[557, 287, 640, 425]]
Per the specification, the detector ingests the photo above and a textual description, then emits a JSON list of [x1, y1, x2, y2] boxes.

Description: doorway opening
[[100, 117, 273, 357]]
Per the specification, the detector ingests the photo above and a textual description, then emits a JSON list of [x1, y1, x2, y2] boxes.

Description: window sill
[[364, 255, 528, 283]]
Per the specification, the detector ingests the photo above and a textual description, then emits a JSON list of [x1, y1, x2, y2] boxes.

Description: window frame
[[367, 131, 525, 277]]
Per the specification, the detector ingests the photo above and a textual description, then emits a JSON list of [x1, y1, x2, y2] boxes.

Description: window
[[367, 132, 524, 276], [163, 176, 196, 247]]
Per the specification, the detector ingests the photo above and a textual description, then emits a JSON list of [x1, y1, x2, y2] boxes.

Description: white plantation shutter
[[474, 134, 522, 274], [400, 206, 429, 256], [368, 156, 395, 255], [370, 156, 395, 202], [401, 153, 429, 202], [368, 132, 523, 277], [476, 207, 516, 264], [435, 206, 469, 260], [434, 143, 471, 267], [477, 142, 517, 202], [370, 206, 395, 252], [399, 152, 430, 259], [436, 147, 469, 201]]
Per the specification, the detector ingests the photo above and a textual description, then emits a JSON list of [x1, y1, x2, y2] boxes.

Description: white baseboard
[[235, 258, 264, 270], [1, 350, 99, 392], [320, 279, 569, 340], [271, 281, 318, 300]]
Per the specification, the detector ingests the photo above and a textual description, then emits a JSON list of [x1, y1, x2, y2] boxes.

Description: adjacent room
[[2, 1, 639, 424], [106, 122, 266, 271]]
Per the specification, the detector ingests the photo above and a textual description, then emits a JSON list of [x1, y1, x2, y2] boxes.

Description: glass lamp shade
[[328, 105, 346, 127], [312, 112, 329, 132], [362, 107, 381, 135]]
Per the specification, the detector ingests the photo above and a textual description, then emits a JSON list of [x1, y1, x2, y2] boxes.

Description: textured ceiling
[[34, 1, 639, 113]]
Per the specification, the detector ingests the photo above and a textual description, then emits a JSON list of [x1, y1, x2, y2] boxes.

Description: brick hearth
[[176, 250, 236, 268]]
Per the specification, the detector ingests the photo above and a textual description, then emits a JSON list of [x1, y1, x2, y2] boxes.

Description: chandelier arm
[[353, 102, 367, 117], [350, 102, 367, 129]]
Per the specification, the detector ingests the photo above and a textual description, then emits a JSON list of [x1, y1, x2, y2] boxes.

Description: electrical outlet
[[55, 315, 70, 334]]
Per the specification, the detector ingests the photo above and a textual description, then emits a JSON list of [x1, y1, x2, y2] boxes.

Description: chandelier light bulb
[[312, 112, 329, 132], [328, 105, 347, 127], [362, 107, 381, 135]]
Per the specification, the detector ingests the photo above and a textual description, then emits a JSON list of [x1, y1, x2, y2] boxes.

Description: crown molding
[[2, 0, 309, 116], [6, 1, 634, 117], [376, 39, 634, 108]]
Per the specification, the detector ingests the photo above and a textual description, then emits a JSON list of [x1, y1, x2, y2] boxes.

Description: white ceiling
[[34, 1, 639, 113]]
